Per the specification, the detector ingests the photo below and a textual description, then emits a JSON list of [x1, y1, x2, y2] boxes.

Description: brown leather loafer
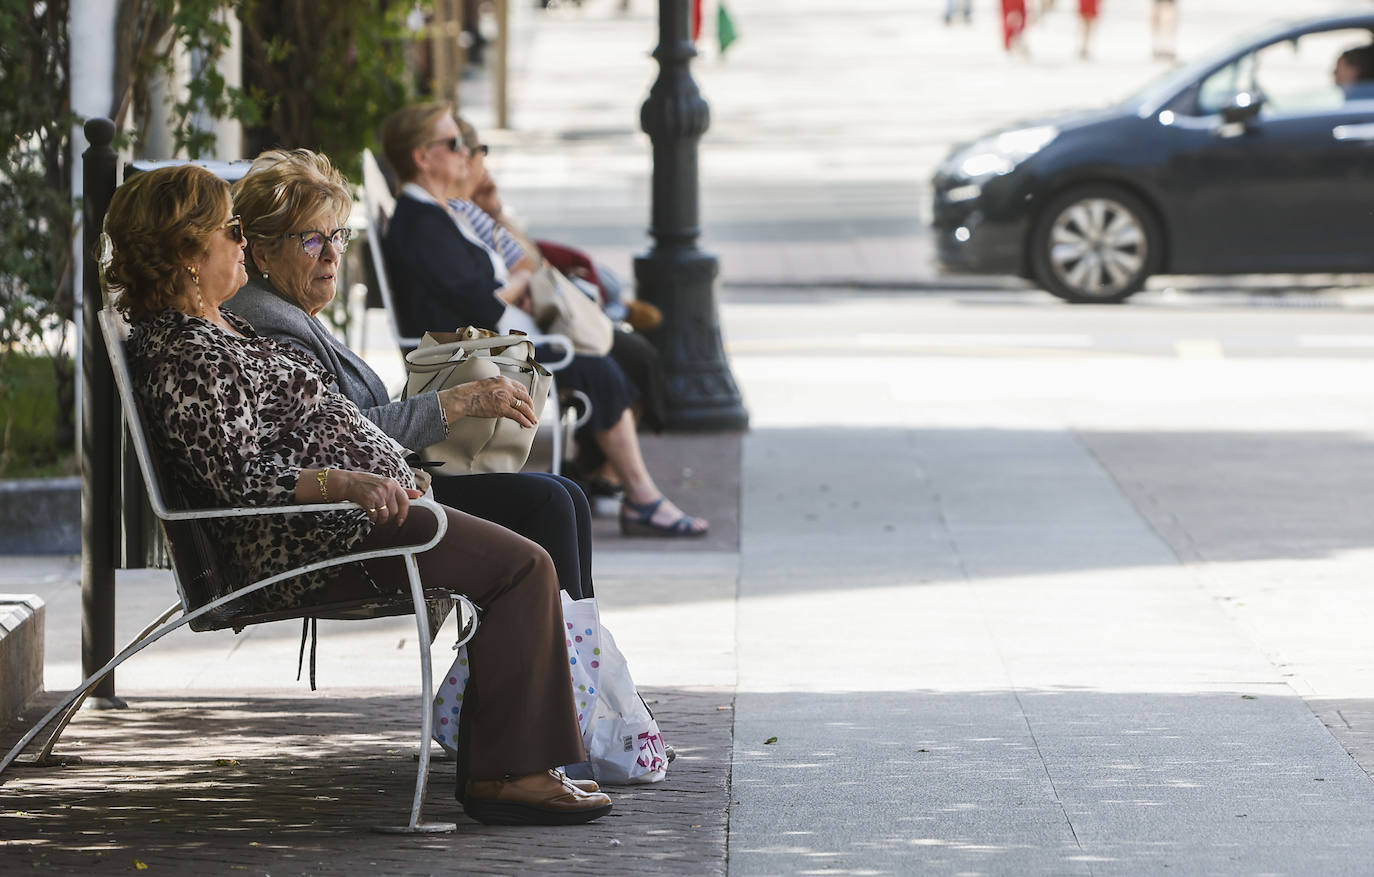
[[464, 769, 612, 825]]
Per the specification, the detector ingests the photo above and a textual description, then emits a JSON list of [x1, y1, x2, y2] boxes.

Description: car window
[[1193, 28, 1373, 118]]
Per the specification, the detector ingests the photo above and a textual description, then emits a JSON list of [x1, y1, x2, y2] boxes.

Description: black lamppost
[[634, 0, 748, 431], [80, 118, 123, 707]]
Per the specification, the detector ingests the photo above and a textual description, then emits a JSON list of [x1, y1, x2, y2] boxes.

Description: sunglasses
[[282, 227, 352, 259], [426, 136, 469, 154], [220, 215, 243, 243]]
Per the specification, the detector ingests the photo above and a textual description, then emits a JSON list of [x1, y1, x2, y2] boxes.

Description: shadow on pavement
[[0, 686, 731, 875], [1079, 428, 1374, 563]]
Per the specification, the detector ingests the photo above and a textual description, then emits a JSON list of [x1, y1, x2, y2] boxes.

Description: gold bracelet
[[317, 468, 332, 502]]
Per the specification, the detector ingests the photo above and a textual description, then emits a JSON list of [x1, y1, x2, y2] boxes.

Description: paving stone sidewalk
[[0, 427, 742, 874], [0, 687, 732, 876]]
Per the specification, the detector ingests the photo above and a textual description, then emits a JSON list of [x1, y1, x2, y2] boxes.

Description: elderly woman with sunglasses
[[107, 164, 612, 825], [228, 148, 598, 602], [381, 102, 708, 537]]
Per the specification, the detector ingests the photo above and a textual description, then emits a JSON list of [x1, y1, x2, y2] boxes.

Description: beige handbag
[[402, 327, 553, 474], [528, 264, 615, 356]]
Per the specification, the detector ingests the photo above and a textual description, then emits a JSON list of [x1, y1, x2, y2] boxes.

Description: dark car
[[932, 12, 1374, 303]]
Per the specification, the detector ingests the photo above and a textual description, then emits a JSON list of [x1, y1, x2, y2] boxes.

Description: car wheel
[[1030, 185, 1161, 304]]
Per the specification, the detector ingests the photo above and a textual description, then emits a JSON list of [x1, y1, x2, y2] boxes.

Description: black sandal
[[620, 496, 708, 538]]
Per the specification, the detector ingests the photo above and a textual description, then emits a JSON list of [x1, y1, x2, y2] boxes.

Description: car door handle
[[1332, 124, 1374, 142]]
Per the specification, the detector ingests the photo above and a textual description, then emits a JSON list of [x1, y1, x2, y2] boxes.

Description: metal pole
[[79, 118, 125, 708], [495, 0, 509, 129], [633, 0, 747, 431]]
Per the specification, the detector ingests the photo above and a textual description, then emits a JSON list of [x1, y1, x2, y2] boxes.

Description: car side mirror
[[1219, 92, 1263, 126]]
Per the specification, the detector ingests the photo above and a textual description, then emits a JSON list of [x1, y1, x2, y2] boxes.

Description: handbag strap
[[404, 353, 551, 400], [404, 335, 536, 370]]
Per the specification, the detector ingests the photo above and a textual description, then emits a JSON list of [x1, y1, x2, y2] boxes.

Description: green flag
[[717, 2, 738, 56]]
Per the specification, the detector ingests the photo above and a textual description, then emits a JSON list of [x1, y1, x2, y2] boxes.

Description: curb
[[0, 478, 80, 555], [0, 595, 45, 726]]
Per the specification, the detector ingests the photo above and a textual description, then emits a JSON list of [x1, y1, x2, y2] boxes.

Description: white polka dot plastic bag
[[433, 593, 668, 783], [565, 594, 668, 785], [431, 594, 608, 754], [562, 593, 603, 737], [432, 646, 470, 754]]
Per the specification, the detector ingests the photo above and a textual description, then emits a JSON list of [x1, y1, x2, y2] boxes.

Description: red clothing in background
[[1001, 0, 1027, 50]]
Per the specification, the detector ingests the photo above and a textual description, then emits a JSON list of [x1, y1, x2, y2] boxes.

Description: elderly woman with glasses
[[229, 148, 599, 602], [381, 102, 708, 537], [108, 164, 612, 825]]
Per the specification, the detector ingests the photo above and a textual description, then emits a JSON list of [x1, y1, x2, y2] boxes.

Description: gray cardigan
[[226, 276, 447, 452]]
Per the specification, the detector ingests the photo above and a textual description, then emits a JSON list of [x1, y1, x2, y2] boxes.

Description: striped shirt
[[449, 199, 526, 271]]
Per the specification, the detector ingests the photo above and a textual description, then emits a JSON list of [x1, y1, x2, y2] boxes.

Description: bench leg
[[372, 553, 458, 834], [13, 602, 186, 767], [0, 600, 190, 778]]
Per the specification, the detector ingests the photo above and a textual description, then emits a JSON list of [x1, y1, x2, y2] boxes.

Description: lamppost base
[[635, 246, 748, 433]]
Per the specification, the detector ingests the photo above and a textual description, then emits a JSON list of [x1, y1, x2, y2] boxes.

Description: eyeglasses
[[220, 215, 243, 243], [425, 137, 468, 154], [282, 228, 352, 258]]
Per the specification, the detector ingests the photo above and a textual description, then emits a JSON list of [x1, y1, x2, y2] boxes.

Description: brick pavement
[[0, 686, 732, 875], [0, 427, 741, 873]]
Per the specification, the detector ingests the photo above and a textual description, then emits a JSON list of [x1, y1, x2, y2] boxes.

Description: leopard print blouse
[[128, 308, 416, 610]]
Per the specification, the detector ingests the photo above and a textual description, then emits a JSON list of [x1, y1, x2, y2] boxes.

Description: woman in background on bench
[[228, 147, 596, 602], [380, 102, 709, 538], [103, 164, 612, 826]]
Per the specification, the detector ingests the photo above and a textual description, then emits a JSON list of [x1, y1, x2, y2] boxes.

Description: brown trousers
[[335, 503, 585, 781]]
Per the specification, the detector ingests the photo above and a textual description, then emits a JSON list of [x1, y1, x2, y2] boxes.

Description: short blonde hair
[[105, 164, 232, 320], [381, 102, 452, 183], [232, 148, 352, 276]]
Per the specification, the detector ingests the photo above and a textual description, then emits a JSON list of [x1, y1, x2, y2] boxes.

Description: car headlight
[[951, 125, 1058, 181], [943, 183, 985, 203]]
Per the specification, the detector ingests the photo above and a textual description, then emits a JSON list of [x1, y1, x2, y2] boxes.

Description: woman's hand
[[306, 469, 422, 527], [496, 268, 533, 314], [437, 376, 538, 428], [473, 171, 503, 220]]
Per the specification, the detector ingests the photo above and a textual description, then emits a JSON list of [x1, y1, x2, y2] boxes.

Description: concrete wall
[[0, 478, 80, 555], [0, 595, 45, 726]]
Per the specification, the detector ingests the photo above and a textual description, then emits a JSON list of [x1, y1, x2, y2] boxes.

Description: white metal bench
[[0, 308, 478, 834]]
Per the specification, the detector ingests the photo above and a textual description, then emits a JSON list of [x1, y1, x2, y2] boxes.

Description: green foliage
[[241, 0, 419, 181], [0, 0, 77, 473], [126, 0, 418, 178], [0, 353, 77, 478], [0, 0, 419, 479], [145, 0, 260, 158]]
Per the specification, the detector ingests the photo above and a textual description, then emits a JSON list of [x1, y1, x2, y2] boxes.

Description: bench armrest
[[157, 496, 448, 552]]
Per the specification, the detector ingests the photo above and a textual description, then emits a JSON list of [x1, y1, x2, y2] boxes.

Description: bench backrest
[[99, 308, 242, 631], [361, 148, 422, 353], [100, 307, 461, 633]]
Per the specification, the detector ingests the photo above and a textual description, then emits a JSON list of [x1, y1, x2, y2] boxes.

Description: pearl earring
[[261, 270, 270, 280]]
